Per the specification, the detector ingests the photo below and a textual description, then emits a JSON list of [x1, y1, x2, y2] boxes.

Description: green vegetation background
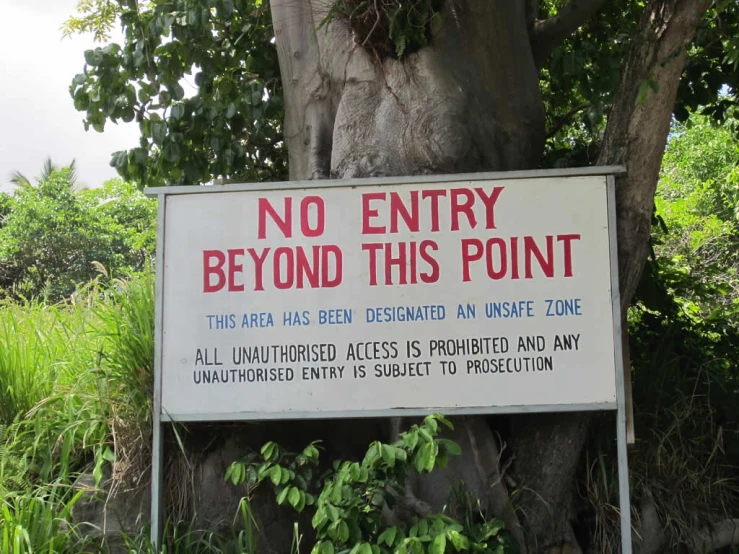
[[0, 111, 738, 552]]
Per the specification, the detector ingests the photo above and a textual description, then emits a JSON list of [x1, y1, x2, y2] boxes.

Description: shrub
[[227, 414, 516, 554]]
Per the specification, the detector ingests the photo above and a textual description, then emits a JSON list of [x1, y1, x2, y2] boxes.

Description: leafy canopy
[[68, 0, 284, 188], [0, 167, 156, 301], [646, 106, 739, 319], [66, 0, 739, 186]]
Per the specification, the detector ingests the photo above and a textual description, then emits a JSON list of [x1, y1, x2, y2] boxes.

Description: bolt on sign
[[145, 168, 633, 552]]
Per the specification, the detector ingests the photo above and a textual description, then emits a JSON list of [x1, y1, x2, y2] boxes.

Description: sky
[[0, 0, 140, 193]]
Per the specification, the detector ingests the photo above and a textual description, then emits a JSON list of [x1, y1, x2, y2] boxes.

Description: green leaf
[[424, 416, 438, 433], [370, 490, 385, 507], [439, 439, 462, 456], [102, 447, 116, 462], [419, 428, 433, 443], [339, 520, 350, 542], [270, 465, 282, 486], [425, 444, 437, 472], [330, 483, 342, 503], [381, 444, 396, 466], [312, 507, 327, 528], [225, 462, 242, 485], [93, 457, 104, 488], [431, 534, 446, 554], [436, 452, 449, 469], [172, 83, 185, 101], [296, 489, 307, 512], [151, 122, 167, 145], [326, 504, 339, 522], [288, 486, 301, 507], [378, 527, 398, 547], [84, 49, 104, 66], [414, 448, 426, 473], [482, 518, 505, 538], [277, 486, 290, 505], [447, 530, 467, 551], [436, 415, 454, 430], [415, 443, 436, 473], [170, 104, 185, 120], [321, 541, 335, 554]]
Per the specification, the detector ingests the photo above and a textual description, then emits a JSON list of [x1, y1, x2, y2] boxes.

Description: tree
[[9, 157, 79, 189], [652, 107, 739, 316], [0, 167, 156, 301], [66, 0, 739, 551]]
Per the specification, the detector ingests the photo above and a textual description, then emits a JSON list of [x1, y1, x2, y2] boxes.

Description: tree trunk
[[268, 0, 711, 552], [271, 0, 545, 181], [598, 0, 712, 311]]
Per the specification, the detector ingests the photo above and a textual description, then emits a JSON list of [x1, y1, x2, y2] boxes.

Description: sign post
[[145, 166, 631, 552]]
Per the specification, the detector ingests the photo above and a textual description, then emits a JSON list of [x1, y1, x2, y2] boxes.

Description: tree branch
[[530, 0, 609, 67], [546, 103, 590, 138], [598, 0, 711, 311]]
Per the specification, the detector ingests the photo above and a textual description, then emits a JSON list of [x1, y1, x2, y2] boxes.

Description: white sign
[[158, 175, 619, 420]]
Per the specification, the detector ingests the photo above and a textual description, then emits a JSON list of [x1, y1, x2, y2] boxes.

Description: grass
[[0, 484, 89, 554], [1, 252, 738, 553], [0, 272, 158, 553], [0, 273, 269, 554], [582, 302, 739, 553]]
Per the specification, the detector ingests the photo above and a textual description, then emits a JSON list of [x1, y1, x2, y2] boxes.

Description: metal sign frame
[[145, 166, 632, 553]]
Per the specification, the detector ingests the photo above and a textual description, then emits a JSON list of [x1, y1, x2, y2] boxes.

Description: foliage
[[64, 0, 739, 184], [0, 490, 257, 554], [226, 414, 515, 554], [651, 108, 739, 317], [0, 193, 10, 229], [0, 271, 274, 553], [320, 0, 445, 60], [0, 273, 154, 493], [68, 0, 285, 187], [582, 112, 739, 553], [0, 485, 91, 554], [539, 0, 739, 168], [62, 0, 120, 42], [0, 167, 156, 302]]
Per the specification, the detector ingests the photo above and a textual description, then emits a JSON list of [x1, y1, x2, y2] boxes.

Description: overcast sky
[[0, 0, 140, 193]]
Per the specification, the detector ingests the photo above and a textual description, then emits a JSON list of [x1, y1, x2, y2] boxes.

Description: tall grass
[[0, 273, 157, 552], [0, 303, 88, 426], [0, 485, 90, 554], [584, 301, 739, 553]]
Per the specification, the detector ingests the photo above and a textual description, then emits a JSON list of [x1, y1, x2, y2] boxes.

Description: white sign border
[[145, 166, 632, 553]]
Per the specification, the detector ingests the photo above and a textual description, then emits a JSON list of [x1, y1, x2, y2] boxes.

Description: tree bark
[[271, 0, 545, 181], [530, 0, 609, 67], [512, 2, 712, 551], [268, 0, 712, 552], [598, 0, 712, 311]]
